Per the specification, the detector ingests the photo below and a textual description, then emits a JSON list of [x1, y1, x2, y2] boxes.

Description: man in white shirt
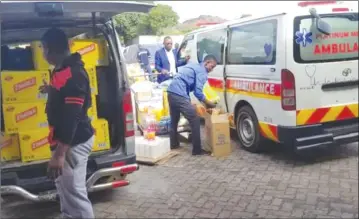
[[166, 46, 176, 74], [155, 36, 189, 83]]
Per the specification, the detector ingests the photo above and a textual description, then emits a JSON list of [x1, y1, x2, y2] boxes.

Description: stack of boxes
[[68, 39, 111, 152], [1, 70, 51, 162], [0, 38, 111, 163]]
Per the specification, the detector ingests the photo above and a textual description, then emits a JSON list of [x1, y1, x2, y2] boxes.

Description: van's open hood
[[0, 0, 154, 44]]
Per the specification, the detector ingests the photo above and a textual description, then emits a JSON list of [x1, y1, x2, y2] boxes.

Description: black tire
[[236, 105, 264, 153]]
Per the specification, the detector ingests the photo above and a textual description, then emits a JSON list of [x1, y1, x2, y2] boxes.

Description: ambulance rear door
[[287, 9, 358, 126]]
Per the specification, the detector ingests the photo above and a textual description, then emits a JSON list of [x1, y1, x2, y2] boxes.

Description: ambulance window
[[293, 13, 358, 63], [177, 35, 193, 61], [196, 29, 226, 64], [228, 19, 277, 65]]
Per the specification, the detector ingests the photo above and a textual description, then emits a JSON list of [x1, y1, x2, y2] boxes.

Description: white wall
[[130, 35, 184, 46]]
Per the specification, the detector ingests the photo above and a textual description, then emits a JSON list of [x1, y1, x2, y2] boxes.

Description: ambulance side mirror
[[309, 8, 332, 35], [316, 19, 332, 35]]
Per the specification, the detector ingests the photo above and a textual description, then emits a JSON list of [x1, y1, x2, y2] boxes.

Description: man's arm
[[194, 70, 216, 108], [154, 51, 162, 72], [193, 71, 207, 102], [176, 57, 187, 67], [57, 74, 87, 147], [147, 49, 151, 59]]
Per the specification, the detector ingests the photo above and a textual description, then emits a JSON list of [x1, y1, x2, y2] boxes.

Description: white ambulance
[[179, 1, 358, 152]]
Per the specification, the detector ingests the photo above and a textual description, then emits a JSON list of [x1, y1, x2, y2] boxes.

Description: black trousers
[[167, 92, 201, 154]]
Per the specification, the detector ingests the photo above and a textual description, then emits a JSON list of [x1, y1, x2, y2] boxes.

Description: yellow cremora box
[[1, 70, 50, 104], [18, 128, 51, 162], [2, 102, 48, 134], [30, 41, 52, 70], [0, 132, 21, 162], [92, 119, 110, 152], [69, 39, 109, 67], [86, 67, 98, 95], [87, 95, 98, 121]]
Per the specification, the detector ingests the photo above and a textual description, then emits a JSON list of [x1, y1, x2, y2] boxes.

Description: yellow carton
[[1, 70, 50, 104], [0, 132, 21, 162], [30, 41, 52, 70], [92, 119, 110, 152], [87, 95, 98, 121], [69, 39, 109, 67], [3, 102, 48, 134], [19, 129, 51, 162], [163, 90, 169, 117], [86, 67, 98, 95]]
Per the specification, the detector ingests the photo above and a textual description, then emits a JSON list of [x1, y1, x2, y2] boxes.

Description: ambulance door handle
[[270, 68, 276, 73]]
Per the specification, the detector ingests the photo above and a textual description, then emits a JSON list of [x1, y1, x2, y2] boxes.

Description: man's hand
[[203, 99, 217, 109], [47, 142, 69, 180], [39, 79, 50, 94], [185, 55, 191, 61], [47, 154, 65, 180], [161, 69, 169, 75]]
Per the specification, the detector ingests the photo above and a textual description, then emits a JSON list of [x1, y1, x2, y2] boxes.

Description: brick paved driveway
[[2, 134, 358, 219]]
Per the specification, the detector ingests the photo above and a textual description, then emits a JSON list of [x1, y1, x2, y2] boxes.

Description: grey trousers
[[54, 136, 95, 219]]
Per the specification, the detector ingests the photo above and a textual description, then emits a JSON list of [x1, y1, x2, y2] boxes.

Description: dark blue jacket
[[155, 48, 186, 83]]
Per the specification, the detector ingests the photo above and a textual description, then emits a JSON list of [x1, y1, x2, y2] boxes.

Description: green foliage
[[115, 12, 150, 45], [114, 4, 180, 43], [148, 4, 179, 35]]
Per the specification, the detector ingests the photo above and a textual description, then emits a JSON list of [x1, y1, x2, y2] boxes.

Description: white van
[[179, 1, 358, 152], [1, 1, 153, 202]]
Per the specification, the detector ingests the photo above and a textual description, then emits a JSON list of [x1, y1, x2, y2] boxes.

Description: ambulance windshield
[[293, 13, 358, 63]]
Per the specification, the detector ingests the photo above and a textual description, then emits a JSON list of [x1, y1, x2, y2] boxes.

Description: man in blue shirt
[[167, 55, 217, 156]]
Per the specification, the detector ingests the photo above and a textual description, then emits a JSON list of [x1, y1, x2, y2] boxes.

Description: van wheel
[[236, 106, 263, 153]]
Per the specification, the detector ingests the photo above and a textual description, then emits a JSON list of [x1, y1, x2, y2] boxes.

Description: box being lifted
[[203, 109, 232, 158]]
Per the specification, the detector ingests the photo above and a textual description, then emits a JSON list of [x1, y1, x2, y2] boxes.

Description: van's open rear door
[[0, 0, 154, 43]]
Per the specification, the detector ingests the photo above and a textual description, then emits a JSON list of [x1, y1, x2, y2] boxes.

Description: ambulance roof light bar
[[298, 1, 350, 12], [298, 1, 337, 7]]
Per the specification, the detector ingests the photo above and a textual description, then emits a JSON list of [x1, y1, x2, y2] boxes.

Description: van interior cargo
[[1, 27, 124, 165]]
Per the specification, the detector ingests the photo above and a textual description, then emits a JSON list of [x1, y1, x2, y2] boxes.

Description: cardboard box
[[69, 39, 109, 67], [204, 109, 231, 158], [1, 70, 49, 103], [30, 41, 52, 70], [86, 67, 98, 95], [2, 102, 48, 134], [92, 119, 110, 152], [0, 132, 21, 161], [18, 129, 51, 162], [87, 95, 98, 121]]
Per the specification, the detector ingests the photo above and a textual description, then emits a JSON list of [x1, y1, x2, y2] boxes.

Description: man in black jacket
[[39, 28, 94, 219]]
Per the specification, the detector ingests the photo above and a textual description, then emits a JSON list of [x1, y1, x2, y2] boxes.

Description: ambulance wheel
[[236, 106, 263, 153]]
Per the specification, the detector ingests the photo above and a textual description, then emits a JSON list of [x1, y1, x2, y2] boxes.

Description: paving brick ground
[[1, 131, 358, 219]]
